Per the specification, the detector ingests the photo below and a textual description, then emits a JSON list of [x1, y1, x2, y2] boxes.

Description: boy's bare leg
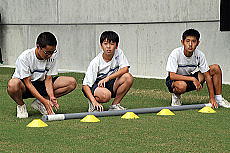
[[172, 81, 187, 94], [7, 78, 26, 105], [53, 76, 77, 98], [112, 73, 133, 105], [209, 64, 222, 95], [94, 87, 112, 103]]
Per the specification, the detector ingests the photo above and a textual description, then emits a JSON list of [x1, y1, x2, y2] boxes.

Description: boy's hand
[[92, 101, 104, 111], [193, 79, 202, 91], [98, 77, 110, 87], [50, 96, 59, 111], [210, 98, 218, 108], [43, 99, 55, 115]]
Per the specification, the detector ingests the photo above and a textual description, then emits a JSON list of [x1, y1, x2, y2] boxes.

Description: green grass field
[[1, 67, 230, 153]]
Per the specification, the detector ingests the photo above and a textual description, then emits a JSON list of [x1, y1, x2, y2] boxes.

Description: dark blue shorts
[[82, 78, 116, 98], [22, 76, 59, 99], [165, 72, 200, 93]]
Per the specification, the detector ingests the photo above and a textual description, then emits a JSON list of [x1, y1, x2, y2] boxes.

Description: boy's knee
[[123, 73, 134, 84], [173, 82, 187, 94], [68, 77, 77, 90], [97, 90, 111, 103], [173, 87, 186, 94], [210, 64, 221, 74], [7, 79, 21, 92], [8, 79, 19, 89]]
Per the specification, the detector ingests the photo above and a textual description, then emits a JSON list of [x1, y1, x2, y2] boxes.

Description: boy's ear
[[100, 44, 102, 49], [180, 40, 184, 45], [116, 43, 119, 49]]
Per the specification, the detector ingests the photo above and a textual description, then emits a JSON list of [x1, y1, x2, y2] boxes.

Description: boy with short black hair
[[82, 31, 133, 112], [166, 29, 230, 108], [7, 32, 77, 118]]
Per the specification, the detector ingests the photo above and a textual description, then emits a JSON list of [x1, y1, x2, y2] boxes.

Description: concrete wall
[[1, 0, 230, 83]]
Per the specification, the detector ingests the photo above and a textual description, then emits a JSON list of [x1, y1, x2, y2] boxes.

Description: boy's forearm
[[204, 72, 215, 100], [169, 72, 196, 82], [23, 77, 47, 103], [82, 85, 98, 104], [107, 67, 129, 80], [45, 76, 55, 98]]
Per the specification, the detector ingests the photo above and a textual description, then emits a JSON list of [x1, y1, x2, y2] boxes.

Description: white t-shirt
[[166, 47, 209, 75], [83, 48, 130, 87], [12, 47, 58, 81]]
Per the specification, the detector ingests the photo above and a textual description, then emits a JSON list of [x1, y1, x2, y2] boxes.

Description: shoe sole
[[17, 115, 28, 118], [171, 104, 182, 106], [219, 104, 230, 108]]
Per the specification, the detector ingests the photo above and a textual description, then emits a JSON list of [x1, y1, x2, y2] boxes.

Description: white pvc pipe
[[41, 103, 212, 122]]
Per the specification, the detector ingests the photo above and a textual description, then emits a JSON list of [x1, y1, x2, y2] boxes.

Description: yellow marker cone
[[80, 115, 100, 122], [26, 119, 48, 127], [157, 109, 175, 115], [198, 106, 216, 113], [121, 112, 139, 119]]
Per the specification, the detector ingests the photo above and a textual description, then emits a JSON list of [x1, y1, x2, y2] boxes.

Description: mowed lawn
[[1, 67, 230, 153]]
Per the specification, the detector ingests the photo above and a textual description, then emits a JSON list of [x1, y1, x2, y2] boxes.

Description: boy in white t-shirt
[[82, 31, 133, 112], [7, 32, 77, 118], [166, 29, 230, 108]]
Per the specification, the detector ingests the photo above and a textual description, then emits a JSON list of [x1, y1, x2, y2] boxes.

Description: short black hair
[[100, 31, 119, 46], [36, 32, 57, 48], [182, 29, 200, 41]]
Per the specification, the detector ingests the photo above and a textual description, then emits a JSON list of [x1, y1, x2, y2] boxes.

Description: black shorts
[[22, 76, 59, 99], [82, 78, 116, 98], [166, 72, 201, 93]]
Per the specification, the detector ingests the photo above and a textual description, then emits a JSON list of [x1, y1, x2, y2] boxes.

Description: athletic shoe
[[17, 104, 28, 118], [88, 100, 99, 112], [217, 98, 230, 108], [108, 104, 126, 111], [31, 99, 48, 115], [171, 93, 182, 106]]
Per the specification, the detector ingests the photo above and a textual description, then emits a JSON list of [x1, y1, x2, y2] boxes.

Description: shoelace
[[111, 104, 126, 110], [117, 105, 125, 110], [37, 102, 47, 112], [89, 103, 94, 111], [222, 99, 230, 106], [19, 106, 26, 112], [175, 100, 181, 105]]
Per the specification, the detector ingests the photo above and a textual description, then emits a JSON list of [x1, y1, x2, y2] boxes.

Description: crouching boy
[[82, 31, 133, 112], [166, 29, 230, 108], [7, 32, 77, 118]]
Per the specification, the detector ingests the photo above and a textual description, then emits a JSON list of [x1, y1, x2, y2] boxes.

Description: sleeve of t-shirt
[[82, 60, 98, 87], [15, 56, 31, 79], [46, 60, 58, 76], [46, 53, 59, 76], [118, 49, 130, 69], [199, 53, 210, 73], [166, 52, 178, 73]]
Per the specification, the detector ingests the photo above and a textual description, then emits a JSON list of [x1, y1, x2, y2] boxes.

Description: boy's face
[[181, 36, 199, 54], [38, 45, 56, 60], [100, 39, 118, 56]]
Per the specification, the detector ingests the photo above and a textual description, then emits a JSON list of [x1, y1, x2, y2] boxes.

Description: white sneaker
[[171, 93, 182, 106], [108, 104, 126, 111], [31, 99, 48, 115], [88, 100, 98, 112], [217, 98, 230, 108], [17, 104, 28, 118]]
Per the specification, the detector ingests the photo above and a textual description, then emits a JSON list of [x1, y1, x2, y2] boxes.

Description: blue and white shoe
[[31, 99, 48, 115]]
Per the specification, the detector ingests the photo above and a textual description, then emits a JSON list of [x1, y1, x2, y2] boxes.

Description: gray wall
[[1, 0, 230, 83]]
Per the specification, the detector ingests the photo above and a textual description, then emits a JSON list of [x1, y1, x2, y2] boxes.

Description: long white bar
[[41, 104, 211, 122]]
